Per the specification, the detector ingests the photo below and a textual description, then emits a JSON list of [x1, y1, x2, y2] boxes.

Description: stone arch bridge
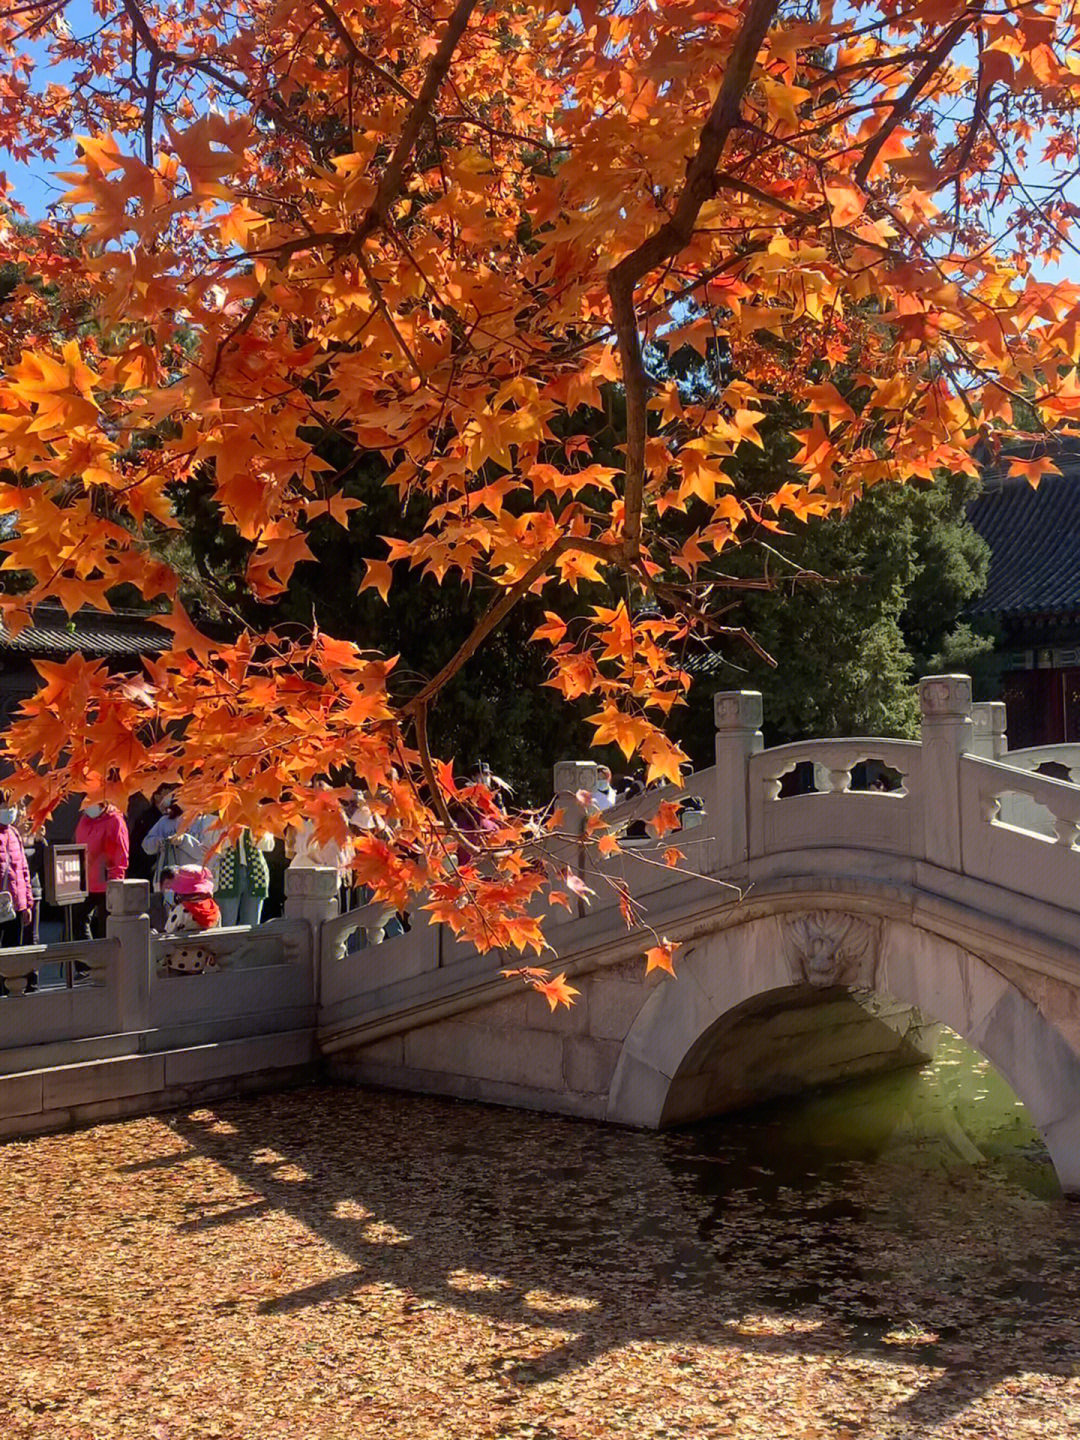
[[319, 675, 1080, 1194], [4, 673, 1080, 1195]]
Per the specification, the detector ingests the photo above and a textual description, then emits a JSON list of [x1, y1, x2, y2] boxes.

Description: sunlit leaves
[[2, 0, 1080, 970], [644, 938, 679, 978], [501, 966, 581, 1009]]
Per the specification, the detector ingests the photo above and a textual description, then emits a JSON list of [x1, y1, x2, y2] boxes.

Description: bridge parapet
[[748, 737, 922, 861], [556, 672, 1080, 905], [1003, 745, 1080, 782], [960, 754, 1080, 907]]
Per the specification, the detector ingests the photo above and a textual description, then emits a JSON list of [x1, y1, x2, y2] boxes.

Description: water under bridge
[[4, 673, 1080, 1193]]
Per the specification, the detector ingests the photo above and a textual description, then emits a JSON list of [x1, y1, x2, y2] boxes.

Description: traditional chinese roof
[[0, 605, 169, 659], [968, 452, 1080, 620]]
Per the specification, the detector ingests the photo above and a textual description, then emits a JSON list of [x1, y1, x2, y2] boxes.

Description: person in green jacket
[[214, 830, 273, 927]]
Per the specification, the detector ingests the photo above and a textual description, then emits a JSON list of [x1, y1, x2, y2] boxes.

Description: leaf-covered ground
[[1, 1083, 1078, 1439]]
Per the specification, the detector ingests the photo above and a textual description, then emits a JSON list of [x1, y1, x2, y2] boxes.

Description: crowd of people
[[0, 781, 402, 958], [0, 759, 706, 966]]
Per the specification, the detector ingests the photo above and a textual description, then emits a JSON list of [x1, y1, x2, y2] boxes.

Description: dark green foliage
[[164, 449, 599, 803], [669, 477, 992, 764], [168, 421, 992, 793]]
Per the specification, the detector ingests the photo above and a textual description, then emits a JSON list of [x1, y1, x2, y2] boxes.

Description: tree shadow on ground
[[147, 1082, 1080, 1431]]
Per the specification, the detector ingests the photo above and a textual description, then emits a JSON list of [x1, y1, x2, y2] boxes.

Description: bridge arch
[[606, 907, 1080, 1193]]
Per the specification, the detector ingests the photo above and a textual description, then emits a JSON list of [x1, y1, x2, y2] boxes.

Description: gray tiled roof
[[968, 456, 1080, 619], [0, 606, 169, 658]]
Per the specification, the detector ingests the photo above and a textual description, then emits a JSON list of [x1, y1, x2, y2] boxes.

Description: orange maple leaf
[[645, 939, 679, 978], [534, 972, 581, 1011]]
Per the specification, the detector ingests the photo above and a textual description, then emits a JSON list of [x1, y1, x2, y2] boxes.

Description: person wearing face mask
[[142, 795, 215, 891], [75, 798, 130, 940], [0, 801, 34, 992]]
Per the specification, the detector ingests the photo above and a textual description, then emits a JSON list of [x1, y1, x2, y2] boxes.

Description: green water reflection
[[725, 1027, 1057, 1200]]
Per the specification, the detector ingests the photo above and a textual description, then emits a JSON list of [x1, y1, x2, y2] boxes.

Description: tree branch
[[607, 0, 779, 564], [405, 536, 618, 711], [346, 0, 478, 254], [312, 0, 416, 104], [852, 14, 974, 187]]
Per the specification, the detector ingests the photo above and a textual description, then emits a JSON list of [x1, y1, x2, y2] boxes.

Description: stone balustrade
[[994, 744, 1080, 783], [3, 673, 1080, 1185], [752, 737, 920, 799], [553, 673, 1080, 889]]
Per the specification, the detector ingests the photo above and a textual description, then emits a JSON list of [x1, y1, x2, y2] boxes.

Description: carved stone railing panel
[[0, 938, 116, 994], [959, 755, 1080, 907], [963, 756, 1080, 848], [751, 738, 921, 800], [152, 918, 308, 977], [576, 771, 716, 905], [321, 901, 403, 967], [747, 739, 922, 862], [601, 772, 713, 841], [318, 899, 442, 1011], [1000, 745, 1080, 786]]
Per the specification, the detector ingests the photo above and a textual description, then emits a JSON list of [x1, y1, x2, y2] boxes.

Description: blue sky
[[3, 1, 1080, 287]]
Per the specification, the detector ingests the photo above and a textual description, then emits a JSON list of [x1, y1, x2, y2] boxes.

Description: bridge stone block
[[519, 990, 591, 1035], [351, 1034, 404, 1067], [42, 1053, 166, 1111], [0, 1070, 43, 1119], [604, 1052, 671, 1126], [976, 987, 1080, 1132], [587, 974, 651, 1041], [878, 921, 1009, 1044], [563, 1037, 621, 1096], [402, 1019, 566, 1092], [1041, 1108, 1080, 1193]]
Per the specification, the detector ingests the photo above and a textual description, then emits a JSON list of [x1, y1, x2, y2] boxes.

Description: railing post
[[552, 760, 599, 797], [551, 763, 597, 918], [919, 674, 973, 871], [971, 700, 1008, 761], [284, 865, 340, 924], [713, 690, 763, 868], [106, 879, 151, 1033], [285, 866, 340, 1008]]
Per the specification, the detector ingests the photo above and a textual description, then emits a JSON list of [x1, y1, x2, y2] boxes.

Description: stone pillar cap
[[553, 760, 600, 794], [918, 674, 972, 719], [971, 700, 1007, 735], [713, 690, 763, 731], [285, 865, 340, 898], [107, 878, 150, 916]]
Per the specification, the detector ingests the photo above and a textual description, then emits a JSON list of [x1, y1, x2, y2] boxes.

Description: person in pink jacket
[[0, 801, 35, 994], [75, 801, 130, 939], [0, 804, 33, 943]]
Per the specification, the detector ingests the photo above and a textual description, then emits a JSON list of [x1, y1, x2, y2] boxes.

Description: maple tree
[[2, 0, 1080, 968]]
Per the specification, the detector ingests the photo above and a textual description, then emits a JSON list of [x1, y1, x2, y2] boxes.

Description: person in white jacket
[[142, 798, 216, 892]]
